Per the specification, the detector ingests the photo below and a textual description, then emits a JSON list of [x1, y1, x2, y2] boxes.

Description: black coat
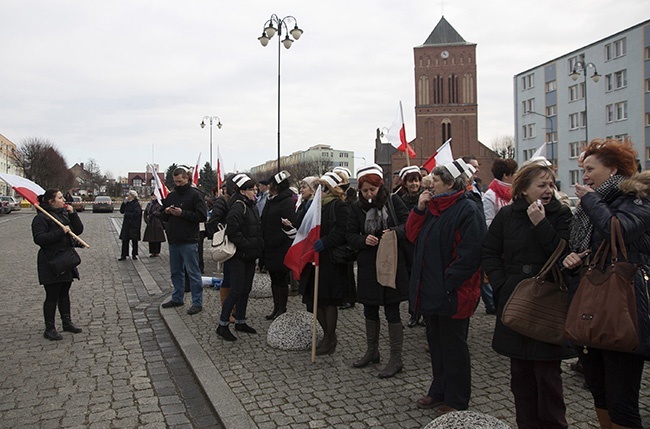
[[120, 199, 142, 241], [143, 200, 166, 243], [261, 188, 297, 272], [347, 194, 410, 306], [226, 193, 264, 262], [205, 195, 230, 238], [482, 197, 575, 360], [161, 183, 207, 244], [32, 205, 84, 285]]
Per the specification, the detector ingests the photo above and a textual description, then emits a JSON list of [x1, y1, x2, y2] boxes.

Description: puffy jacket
[[406, 191, 486, 319], [261, 188, 296, 271], [161, 183, 207, 244], [226, 193, 264, 262]]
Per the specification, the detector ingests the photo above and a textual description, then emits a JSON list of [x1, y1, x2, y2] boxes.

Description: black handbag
[[501, 239, 568, 345], [48, 247, 82, 276]]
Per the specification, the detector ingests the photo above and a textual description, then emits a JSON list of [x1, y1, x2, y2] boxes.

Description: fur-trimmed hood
[[620, 171, 650, 200]]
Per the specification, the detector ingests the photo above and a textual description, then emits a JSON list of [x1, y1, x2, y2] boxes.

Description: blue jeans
[[169, 243, 202, 307], [481, 282, 495, 311]]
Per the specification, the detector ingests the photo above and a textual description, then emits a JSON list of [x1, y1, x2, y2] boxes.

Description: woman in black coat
[[32, 188, 84, 340], [143, 193, 166, 257], [261, 170, 296, 320], [217, 174, 264, 341], [119, 190, 142, 260], [482, 162, 573, 428], [347, 164, 410, 378]]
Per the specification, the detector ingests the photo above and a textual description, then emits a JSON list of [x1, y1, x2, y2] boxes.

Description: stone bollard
[[424, 410, 511, 429], [266, 311, 324, 351]]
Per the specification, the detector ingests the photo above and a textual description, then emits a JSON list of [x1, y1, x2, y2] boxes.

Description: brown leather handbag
[[564, 217, 639, 353], [501, 239, 568, 345]]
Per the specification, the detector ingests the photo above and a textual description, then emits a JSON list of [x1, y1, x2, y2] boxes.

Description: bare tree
[[12, 137, 75, 190], [491, 135, 515, 159], [288, 159, 333, 181], [84, 158, 105, 193]]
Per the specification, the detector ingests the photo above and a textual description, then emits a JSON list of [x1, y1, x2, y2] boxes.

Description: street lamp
[[200, 116, 223, 170], [258, 14, 303, 173], [570, 61, 600, 144]]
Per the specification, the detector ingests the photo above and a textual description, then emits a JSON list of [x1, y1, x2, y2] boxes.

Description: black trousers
[[44, 281, 72, 319], [363, 302, 401, 323], [219, 258, 255, 324], [148, 242, 161, 255], [121, 239, 138, 257], [510, 358, 568, 429], [580, 348, 645, 428], [424, 314, 471, 410]]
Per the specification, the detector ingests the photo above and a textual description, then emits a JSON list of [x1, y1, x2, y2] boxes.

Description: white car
[[0, 196, 20, 212]]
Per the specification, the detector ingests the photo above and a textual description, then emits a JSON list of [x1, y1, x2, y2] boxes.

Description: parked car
[[92, 196, 114, 213], [0, 201, 9, 215], [71, 196, 85, 212], [20, 199, 31, 209], [0, 196, 21, 211]]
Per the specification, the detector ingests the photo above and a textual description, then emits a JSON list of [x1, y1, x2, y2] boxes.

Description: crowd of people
[[31, 139, 650, 427]]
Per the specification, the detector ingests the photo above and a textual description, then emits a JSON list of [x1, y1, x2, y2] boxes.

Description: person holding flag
[[32, 188, 85, 341]]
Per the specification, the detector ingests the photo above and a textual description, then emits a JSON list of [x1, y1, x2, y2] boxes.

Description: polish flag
[[422, 139, 453, 173], [149, 164, 169, 201], [192, 153, 201, 187], [0, 173, 46, 205], [284, 185, 322, 280], [216, 147, 225, 190], [385, 101, 416, 158]]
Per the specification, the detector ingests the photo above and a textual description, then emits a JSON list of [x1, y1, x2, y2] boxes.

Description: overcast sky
[[1, 0, 647, 179]]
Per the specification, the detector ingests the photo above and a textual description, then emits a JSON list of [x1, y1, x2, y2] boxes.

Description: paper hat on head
[[443, 158, 473, 179], [321, 171, 343, 190], [332, 166, 351, 179], [301, 176, 319, 192], [128, 190, 138, 198], [399, 165, 421, 180], [232, 173, 255, 189], [356, 164, 384, 180], [273, 170, 291, 185], [523, 156, 552, 167]]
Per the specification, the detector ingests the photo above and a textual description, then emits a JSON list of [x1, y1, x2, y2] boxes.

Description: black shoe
[[132, 255, 138, 260], [118, 257, 127, 261], [339, 302, 355, 310], [235, 323, 257, 334], [161, 300, 183, 308], [187, 306, 202, 315], [217, 325, 237, 341], [486, 307, 496, 315], [44, 328, 63, 341], [407, 315, 418, 328]]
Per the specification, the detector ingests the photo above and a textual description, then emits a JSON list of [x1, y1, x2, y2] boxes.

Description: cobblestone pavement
[[0, 211, 222, 429], [2, 210, 649, 428]]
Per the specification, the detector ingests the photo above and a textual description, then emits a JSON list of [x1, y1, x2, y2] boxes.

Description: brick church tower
[[389, 16, 496, 185]]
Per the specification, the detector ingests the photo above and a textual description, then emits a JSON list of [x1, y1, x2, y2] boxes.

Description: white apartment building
[[0, 133, 18, 196], [514, 19, 650, 191], [250, 144, 355, 178]]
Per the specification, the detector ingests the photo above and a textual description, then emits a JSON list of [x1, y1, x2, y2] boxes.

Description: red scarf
[[427, 190, 464, 216], [488, 179, 511, 205]]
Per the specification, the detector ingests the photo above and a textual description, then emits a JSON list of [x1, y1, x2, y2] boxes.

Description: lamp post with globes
[[257, 14, 303, 173], [200, 116, 222, 170], [570, 61, 600, 144]]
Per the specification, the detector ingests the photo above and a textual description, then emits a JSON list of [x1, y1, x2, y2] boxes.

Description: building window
[[568, 54, 585, 73], [569, 142, 581, 158], [545, 80, 557, 92], [569, 83, 585, 101], [614, 70, 627, 89], [645, 78, 650, 93], [545, 105, 557, 117], [522, 148, 537, 161], [614, 38, 626, 58], [606, 104, 614, 123], [605, 74, 613, 91], [522, 98, 535, 114], [545, 132, 557, 143], [570, 170, 581, 186], [569, 113, 580, 130], [615, 133, 628, 142], [646, 113, 650, 127], [133, 179, 142, 187], [522, 73, 534, 90], [646, 147, 650, 162], [616, 101, 628, 121], [522, 124, 536, 139], [646, 47, 650, 60]]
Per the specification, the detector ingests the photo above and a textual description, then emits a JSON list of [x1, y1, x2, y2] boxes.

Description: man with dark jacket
[[160, 167, 208, 315]]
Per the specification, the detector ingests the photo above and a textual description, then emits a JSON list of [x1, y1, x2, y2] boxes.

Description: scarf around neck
[[569, 174, 625, 252], [427, 190, 464, 217], [488, 179, 512, 205]]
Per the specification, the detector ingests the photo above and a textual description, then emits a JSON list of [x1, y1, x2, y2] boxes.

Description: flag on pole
[[422, 138, 453, 173], [216, 147, 225, 190], [284, 185, 322, 281], [149, 164, 169, 201], [0, 173, 46, 205], [385, 101, 416, 159], [192, 153, 201, 187]]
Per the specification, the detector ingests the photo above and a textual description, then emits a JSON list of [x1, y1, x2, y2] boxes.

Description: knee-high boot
[[43, 301, 62, 341], [353, 319, 380, 368], [378, 323, 403, 378], [266, 284, 279, 320]]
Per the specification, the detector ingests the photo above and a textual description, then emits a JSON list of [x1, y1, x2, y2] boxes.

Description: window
[[545, 132, 557, 143], [522, 98, 535, 114], [322, 152, 329, 157], [646, 47, 650, 60], [545, 80, 557, 92], [568, 54, 584, 73], [605, 44, 612, 61], [522, 73, 534, 90], [605, 74, 613, 91], [570, 170, 581, 186], [645, 78, 650, 92], [569, 142, 581, 158], [606, 104, 614, 123], [569, 83, 585, 101], [614, 38, 626, 58], [133, 179, 142, 187], [615, 133, 628, 141], [545, 105, 557, 117], [646, 147, 650, 162], [646, 113, 650, 127], [522, 124, 535, 139], [614, 70, 627, 89], [523, 148, 537, 161], [616, 101, 628, 121], [569, 113, 580, 130]]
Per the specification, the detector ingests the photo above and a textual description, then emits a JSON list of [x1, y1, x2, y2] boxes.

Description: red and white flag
[[284, 185, 322, 281], [0, 173, 46, 205], [385, 101, 416, 159], [422, 138, 453, 173], [192, 153, 201, 187], [149, 164, 169, 201], [216, 147, 225, 190]]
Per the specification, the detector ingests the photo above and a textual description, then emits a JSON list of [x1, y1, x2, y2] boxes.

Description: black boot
[[43, 302, 62, 341], [266, 284, 279, 320], [353, 319, 381, 368], [274, 286, 288, 319], [61, 314, 82, 333]]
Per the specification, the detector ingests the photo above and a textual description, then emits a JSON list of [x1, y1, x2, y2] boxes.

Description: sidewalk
[[145, 234, 650, 428]]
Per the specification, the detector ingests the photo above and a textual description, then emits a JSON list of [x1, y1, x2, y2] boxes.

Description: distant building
[[126, 164, 164, 197], [0, 133, 19, 195], [250, 145, 355, 180], [514, 19, 649, 191]]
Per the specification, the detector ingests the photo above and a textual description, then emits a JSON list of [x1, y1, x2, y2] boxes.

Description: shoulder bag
[[564, 217, 639, 353], [49, 247, 82, 277], [211, 223, 236, 263], [501, 239, 568, 345]]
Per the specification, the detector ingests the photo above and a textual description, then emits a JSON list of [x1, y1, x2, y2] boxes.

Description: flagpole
[[34, 204, 90, 248], [311, 265, 320, 363]]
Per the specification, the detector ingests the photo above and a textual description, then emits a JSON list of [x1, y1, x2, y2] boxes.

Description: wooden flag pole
[[34, 204, 90, 248], [310, 264, 320, 363]]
